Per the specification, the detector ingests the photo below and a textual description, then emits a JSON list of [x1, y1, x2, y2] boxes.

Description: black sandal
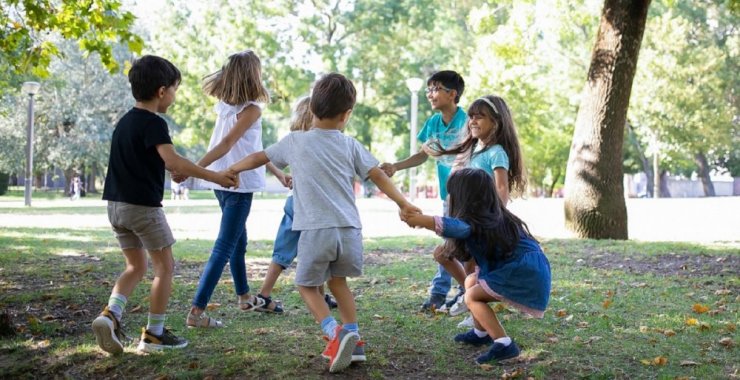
[[255, 294, 284, 314]]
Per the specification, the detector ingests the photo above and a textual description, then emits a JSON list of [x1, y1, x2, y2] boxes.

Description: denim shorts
[[294, 227, 363, 286], [107, 201, 175, 251]]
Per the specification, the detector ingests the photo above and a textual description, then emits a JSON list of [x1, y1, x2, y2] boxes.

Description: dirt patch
[[578, 252, 740, 277]]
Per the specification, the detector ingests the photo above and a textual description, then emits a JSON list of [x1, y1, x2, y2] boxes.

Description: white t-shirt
[[200, 101, 266, 193]]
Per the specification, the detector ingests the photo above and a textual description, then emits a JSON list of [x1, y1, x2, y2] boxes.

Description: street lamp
[[22, 81, 40, 207], [405, 77, 424, 201]]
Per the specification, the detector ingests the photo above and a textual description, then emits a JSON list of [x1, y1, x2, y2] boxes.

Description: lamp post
[[22, 81, 40, 207], [405, 77, 424, 201]]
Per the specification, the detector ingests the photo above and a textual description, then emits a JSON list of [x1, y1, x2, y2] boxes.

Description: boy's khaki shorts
[[107, 201, 176, 251], [295, 227, 363, 286]]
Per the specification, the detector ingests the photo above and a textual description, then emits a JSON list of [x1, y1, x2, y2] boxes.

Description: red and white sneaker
[[322, 326, 359, 373]]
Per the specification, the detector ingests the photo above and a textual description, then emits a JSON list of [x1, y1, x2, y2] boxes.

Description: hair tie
[[477, 97, 498, 115]]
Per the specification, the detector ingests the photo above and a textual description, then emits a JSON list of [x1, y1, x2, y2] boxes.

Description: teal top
[[469, 144, 509, 175], [417, 106, 467, 200]]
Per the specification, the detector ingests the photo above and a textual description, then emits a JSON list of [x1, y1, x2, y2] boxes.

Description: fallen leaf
[[714, 289, 731, 295], [479, 363, 494, 371], [602, 299, 612, 309], [130, 305, 143, 313], [652, 356, 668, 365], [577, 321, 589, 328], [685, 318, 698, 326], [493, 303, 507, 313], [206, 303, 221, 311], [36, 340, 51, 348], [556, 309, 567, 317], [547, 336, 559, 343], [372, 314, 386, 320], [640, 359, 652, 365], [680, 360, 699, 366], [188, 362, 199, 369], [564, 315, 574, 322], [719, 337, 734, 347], [692, 304, 710, 314], [663, 329, 676, 337], [639, 326, 649, 333], [699, 322, 711, 331], [42, 315, 55, 321], [584, 336, 602, 345], [605, 290, 614, 298], [725, 323, 736, 332]]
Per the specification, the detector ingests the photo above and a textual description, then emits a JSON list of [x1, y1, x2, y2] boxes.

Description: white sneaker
[[449, 295, 468, 316], [457, 314, 474, 328]]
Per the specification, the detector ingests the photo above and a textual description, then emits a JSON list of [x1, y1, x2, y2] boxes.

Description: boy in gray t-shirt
[[228, 73, 418, 373]]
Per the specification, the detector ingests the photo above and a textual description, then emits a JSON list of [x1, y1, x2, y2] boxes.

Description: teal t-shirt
[[469, 144, 509, 175], [417, 106, 467, 200]]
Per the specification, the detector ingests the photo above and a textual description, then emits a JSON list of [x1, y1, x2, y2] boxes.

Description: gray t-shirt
[[265, 129, 379, 230]]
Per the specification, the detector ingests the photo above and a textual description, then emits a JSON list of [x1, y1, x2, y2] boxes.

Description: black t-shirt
[[102, 107, 173, 207]]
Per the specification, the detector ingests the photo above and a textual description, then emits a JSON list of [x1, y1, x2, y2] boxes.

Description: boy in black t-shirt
[[92, 55, 236, 354]]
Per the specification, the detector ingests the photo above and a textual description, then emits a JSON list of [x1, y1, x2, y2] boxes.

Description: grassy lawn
[[0, 224, 737, 379]]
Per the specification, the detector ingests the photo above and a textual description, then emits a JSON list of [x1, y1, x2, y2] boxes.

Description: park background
[[0, 0, 738, 379]]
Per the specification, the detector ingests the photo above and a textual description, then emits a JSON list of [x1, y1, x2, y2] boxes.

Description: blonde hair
[[290, 96, 313, 132], [202, 50, 270, 105]]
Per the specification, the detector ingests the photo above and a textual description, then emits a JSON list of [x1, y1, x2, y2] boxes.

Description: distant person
[[91, 55, 236, 355], [172, 50, 290, 329], [70, 176, 81, 200], [227, 73, 419, 373], [402, 168, 550, 364], [255, 96, 338, 315], [170, 178, 181, 200], [380, 70, 467, 312], [424, 95, 528, 323]]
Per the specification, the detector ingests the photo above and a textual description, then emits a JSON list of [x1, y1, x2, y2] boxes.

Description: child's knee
[[464, 273, 477, 289], [432, 245, 448, 263]]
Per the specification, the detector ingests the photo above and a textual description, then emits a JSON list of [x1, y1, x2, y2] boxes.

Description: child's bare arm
[[156, 144, 236, 187], [228, 151, 270, 174], [198, 105, 261, 168], [382, 151, 429, 175], [404, 213, 435, 231], [266, 162, 290, 188]]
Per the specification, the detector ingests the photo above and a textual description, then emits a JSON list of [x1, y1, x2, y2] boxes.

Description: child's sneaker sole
[[136, 339, 188, 353], [92, 316, 123, 355], [329, 331, 359, 373]]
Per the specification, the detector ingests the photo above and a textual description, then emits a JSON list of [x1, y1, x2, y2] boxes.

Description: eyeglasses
[[425, 85, 452, 94]]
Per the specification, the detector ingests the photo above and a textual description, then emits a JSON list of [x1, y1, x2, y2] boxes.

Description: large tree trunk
[[694, 152, 715, 197], [659, 170, 671, 198], [563, 0, 651, 239]]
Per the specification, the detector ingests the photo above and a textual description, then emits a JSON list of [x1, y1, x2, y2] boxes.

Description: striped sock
[[146, 313, 166, 336], [343, 322, 359, 336], [321, 316, 339, 339], [107, 293, 127, 320]]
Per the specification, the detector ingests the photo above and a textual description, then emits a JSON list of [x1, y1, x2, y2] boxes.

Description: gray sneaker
[[137, 328, 188, 352], [91, 307, 125, 355], [352, 340, 366, 362]]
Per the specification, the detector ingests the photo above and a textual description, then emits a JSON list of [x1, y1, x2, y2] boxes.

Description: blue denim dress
[[435, 216, 551, 318]]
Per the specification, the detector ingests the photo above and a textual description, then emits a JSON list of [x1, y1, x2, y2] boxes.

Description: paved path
[[1, 196, 738, 245]]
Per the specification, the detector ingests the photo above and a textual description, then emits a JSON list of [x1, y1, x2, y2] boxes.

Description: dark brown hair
[[310, 73, 356, 120]]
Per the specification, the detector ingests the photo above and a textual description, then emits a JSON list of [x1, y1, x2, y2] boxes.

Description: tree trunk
[[694, 152, 715, 197], [563, 0, 651, 239], [88, 162, 98, 193], [659, 170, 671, 198], [546, 171, 561, 198]]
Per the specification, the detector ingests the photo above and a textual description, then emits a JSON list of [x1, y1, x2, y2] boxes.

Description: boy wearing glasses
[[380, 70, 466, 312]]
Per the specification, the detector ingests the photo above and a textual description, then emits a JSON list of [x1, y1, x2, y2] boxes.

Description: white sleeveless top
[[200, 101, 266, 193]]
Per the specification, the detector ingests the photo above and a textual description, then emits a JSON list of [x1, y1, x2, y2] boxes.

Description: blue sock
[[321, 316, 338, 339], [343, 322, 359, 335]]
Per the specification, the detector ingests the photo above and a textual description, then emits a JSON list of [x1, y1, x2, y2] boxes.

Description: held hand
[[379, 162, 396, 177], [171, 172, 189, 183], [399, 202, 422, 222], [279, 174, 293, 189], [214, 170, 237, 188]]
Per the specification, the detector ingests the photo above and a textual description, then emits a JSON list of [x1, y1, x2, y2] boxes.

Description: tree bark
[[659, 170, 671, 198], [563, 0, 651, 239], [694, 152, 715, 197]]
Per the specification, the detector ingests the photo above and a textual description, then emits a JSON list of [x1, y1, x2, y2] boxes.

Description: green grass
[[0, 225, 737, 379]]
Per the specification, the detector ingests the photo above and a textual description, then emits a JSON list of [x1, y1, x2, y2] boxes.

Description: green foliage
[[0, 0, 142, 88]]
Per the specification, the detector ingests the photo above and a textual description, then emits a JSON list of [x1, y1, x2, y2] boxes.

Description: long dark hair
[[431, 95, 527, 197], [446, 168, 534, 263]]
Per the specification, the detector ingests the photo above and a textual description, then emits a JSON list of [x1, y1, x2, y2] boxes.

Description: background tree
[[0, 0, 142, 90], [563, 0, 651, 239]]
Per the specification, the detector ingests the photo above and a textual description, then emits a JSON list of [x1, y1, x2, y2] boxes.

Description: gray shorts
[[107, 201, 176, 251], [295, 227, 363, 286]]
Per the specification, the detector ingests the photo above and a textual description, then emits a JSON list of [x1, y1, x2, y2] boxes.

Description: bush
[[0, 173, 8, 195]]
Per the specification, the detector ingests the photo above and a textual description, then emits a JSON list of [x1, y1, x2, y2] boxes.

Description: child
[[255, 96, 337, 314], [179, 50, 290, 328], [92, 55, 237, 354], [228, 73, 419, 373], [402, 168, 550, 364], [380, 70, 467, 312], [426, 95, 527, 318]]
